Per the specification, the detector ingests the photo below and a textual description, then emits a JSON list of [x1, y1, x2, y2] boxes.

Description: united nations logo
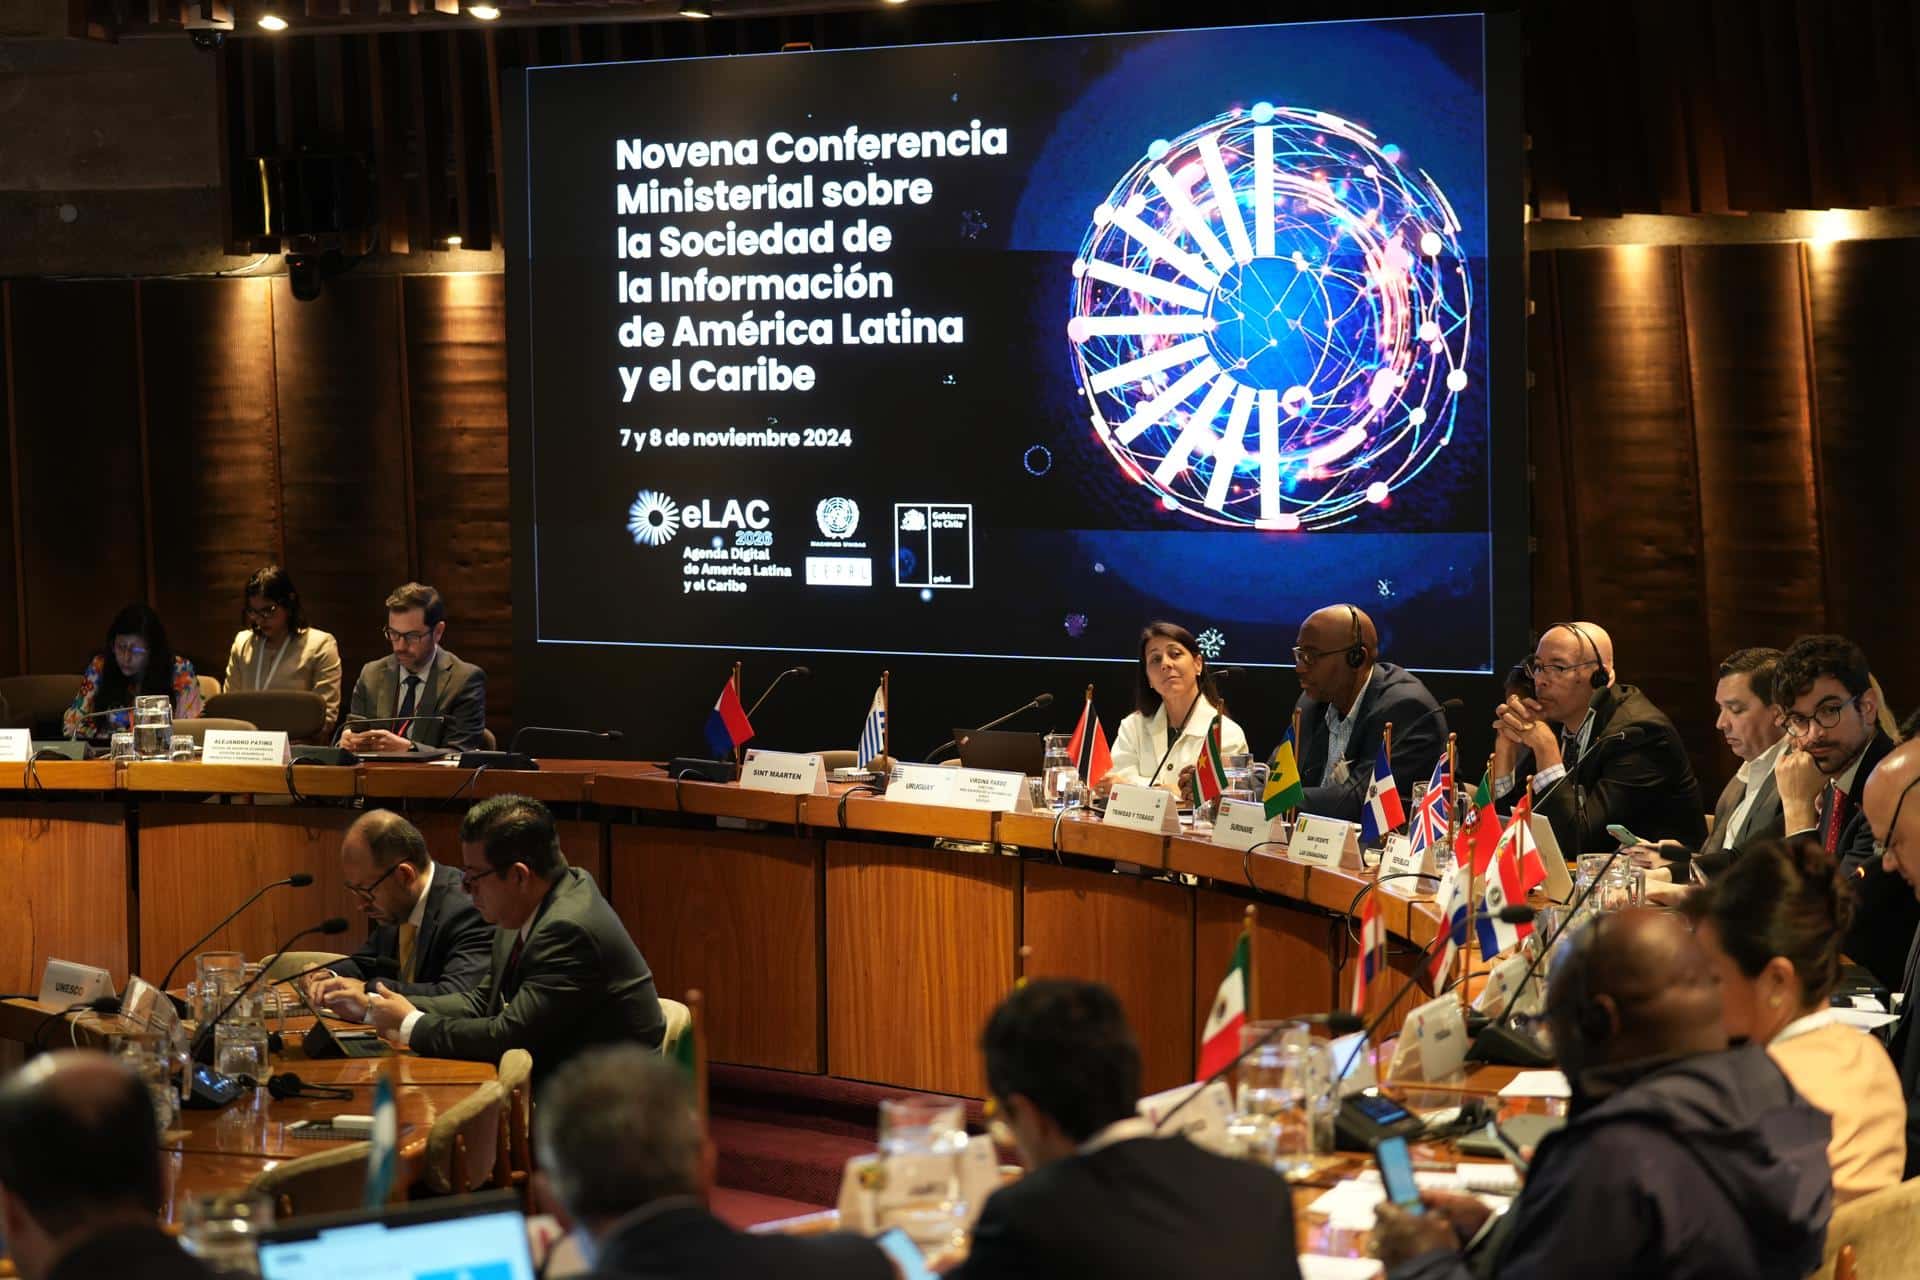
[[815, 497, 860, 539]]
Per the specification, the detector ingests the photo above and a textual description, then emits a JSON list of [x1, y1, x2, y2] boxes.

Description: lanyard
[[254, 633, 292, 690]]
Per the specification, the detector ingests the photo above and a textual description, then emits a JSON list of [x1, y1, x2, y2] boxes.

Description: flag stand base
[[1465, 1020, 1555, 1067]]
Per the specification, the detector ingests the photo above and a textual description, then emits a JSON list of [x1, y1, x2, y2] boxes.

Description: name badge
[[0, 729, 30, 762], [948, 767, 1033, 813], [739, 749, 827, 795], [886, 762, 958, 806], [1104, 783, 1178, 834], [1210, 798, 1283, 851], [201, 729, 292, 765], [1378, 833, 1434, 880], [1289, 813, 1357, 867]]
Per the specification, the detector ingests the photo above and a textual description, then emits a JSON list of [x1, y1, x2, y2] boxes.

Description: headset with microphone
[[1343, 604, 1368, 670], [1562, 622, 1611, 690]]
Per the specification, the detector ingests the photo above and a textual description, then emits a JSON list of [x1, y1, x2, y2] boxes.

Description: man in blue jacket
[[1374, 908, 1832, 1280]]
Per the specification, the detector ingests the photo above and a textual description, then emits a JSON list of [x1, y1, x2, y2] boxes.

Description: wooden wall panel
[[1802, 237, 1920, 720], [6, 280, 146, 675], [403, 274, 512, 735], [0, 803, 130, 990], [272, 274, 410, 692], [1022, 862, 1194, 1095], [610, 826, 820, 1073], [406, 808, 606, 892], [0, 286, 20, 681], [142, 279, 282, 680], [825, 840, 1014, 1097], [1527, 251, 1575, 627]]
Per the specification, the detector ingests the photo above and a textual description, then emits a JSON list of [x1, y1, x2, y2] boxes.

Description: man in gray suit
[[364, 794, 665, 1082], [341, 581, 487, 753]]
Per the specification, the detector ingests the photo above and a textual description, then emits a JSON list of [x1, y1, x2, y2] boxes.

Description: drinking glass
[[874, 1097, 970, 1255], [194, 951, 246, 1024], [1600, 863, 1647, 912], [1041, 733, 1077, 810], [1222, 752, 1270, 804], [113, 1027, 186, 1137], [180, 1191, 274, 1275], [110, 730, 136, 762], [215, 1021, 271, 1083], [169, 734, 197, 762], [133, 693, 174, 761], [1233, 1021, 1328, 1178]]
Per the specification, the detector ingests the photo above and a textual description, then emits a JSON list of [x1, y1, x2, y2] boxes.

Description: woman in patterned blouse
[[63, 603, 204, 740]]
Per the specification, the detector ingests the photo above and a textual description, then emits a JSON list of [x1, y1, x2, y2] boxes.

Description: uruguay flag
[[856, 683, 886, 766], [704, 678, 754, 757], [1359, 741, 1406, 844]]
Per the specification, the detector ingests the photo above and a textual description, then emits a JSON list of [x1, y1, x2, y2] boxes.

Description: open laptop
[[255, 1190, 534, 1280], [1530, 815, 1577, 905], [954, 728, 1044, 776], [288, 979, 392, 1060]]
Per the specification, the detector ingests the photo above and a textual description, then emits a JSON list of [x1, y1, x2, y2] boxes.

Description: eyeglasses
[[245, 603, 281, 620], [382, 626, 432, 644], [461, 864, 504, 890], [113, 641, 149, 659], [1870, 775, 1920, 864], [1291, 645, 1340, 665], [345, 860, 402, 900], [1522, 657, 1598, 680], [1782, 695, 1860, 738]]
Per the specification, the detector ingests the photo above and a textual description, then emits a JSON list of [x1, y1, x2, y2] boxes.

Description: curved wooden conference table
[[0, 758, 1446, 1101]]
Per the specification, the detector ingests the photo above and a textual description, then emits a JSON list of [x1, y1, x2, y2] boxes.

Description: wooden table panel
[[825, 841, 1015, 1097], [0, 802, 130, 991], [1021, 863, 1195, 1094], [123, 762, 357, 797], [0, 760, 118, 791], [610, 826, 821, 1073], [137, 805, 364, 980], [1194, 890, 1340, 1040], [998, 810, 1169, 870], [804, 794, 995, 843]]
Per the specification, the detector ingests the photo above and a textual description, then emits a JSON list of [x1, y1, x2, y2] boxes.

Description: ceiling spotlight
[[468, 3, 499, 17], [257, 10, 287, 28], [679, 1, 711, 16], [446, 234, 464, 248]]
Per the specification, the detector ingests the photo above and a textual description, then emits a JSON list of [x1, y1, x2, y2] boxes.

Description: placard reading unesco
[[518, 16, 1499, 670]]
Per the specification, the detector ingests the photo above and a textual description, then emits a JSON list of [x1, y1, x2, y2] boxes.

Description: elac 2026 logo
[[628, 489, 771, 547]]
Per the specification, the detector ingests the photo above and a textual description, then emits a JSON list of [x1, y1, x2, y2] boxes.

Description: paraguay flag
[[1067, 692, 1112, 786], [703, 677, 754, 757], [1351, 891, 1386, 1016], [1359, 740, 1406, 844]]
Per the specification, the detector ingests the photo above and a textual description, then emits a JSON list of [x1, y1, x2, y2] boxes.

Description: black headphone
[[1563, 622, 1610, 690], [1344, 605, 1367, 670], [266, 1071, 353, 1102]]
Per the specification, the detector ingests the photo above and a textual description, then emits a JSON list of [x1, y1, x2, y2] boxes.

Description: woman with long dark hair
[[222, 565, 342, 735], [62, 603, 203, 739], [1103, 620, 1247, 796]]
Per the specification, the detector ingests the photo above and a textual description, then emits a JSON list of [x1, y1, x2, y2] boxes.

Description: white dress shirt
[[395, 906, 519, 1049], [1320, 666, 1376, 786], [1107, 695, 1249, 791], [1722, 736, 1789, 848]]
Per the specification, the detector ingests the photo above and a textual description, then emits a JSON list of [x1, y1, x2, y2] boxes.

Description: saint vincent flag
[[1263, 728, 1306, 820], [1197, 931, 1249, 1080]]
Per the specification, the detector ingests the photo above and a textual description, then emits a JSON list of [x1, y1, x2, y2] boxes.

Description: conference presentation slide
[[518, 14, 1500, 673]]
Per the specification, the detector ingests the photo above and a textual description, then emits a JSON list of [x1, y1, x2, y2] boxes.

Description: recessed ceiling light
[[679, 1, 712, 16], [257, 11, 287, 29], [446, 234, 464, 248], [468, 4, 499, 17]]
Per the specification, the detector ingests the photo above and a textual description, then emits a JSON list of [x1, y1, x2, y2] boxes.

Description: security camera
[[189, 28, 226, 51]]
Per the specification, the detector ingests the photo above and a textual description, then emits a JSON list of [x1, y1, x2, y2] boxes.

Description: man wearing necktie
[[1775, 635, 1909, 991], [340, 581, 488, 754], [307, 810, 493, 1013]]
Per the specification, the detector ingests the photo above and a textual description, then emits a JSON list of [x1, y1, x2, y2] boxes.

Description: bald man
[[1374, 910, 1831, 1280], [1491, 622, 1704, 855], [1290, 605, 1447, 824], [0, 1052, 211, 1280], [1864, 740, 1920, 1176]]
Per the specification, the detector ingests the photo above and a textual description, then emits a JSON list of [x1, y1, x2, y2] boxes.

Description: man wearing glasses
[[1773, 634, 1910, 990], [1289, 603, 1448, 822], [1490, 621, 1704, 856], [340, 581, 488, 753], [1862, 739, 1920, 1175], [305, 810, 493, 1012]]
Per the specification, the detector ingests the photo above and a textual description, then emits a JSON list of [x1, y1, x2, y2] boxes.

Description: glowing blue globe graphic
[[1068, 103, 1473, 531]]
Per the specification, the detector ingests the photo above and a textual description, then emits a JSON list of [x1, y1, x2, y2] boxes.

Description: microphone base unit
[[668, 756, 739, 783], [1466, 1021, 1556, 1068], [456, 750, 540, 771], [291, 746, 358, 766], [29, 741, 88, 761], [182, 1060, 248, 1109]]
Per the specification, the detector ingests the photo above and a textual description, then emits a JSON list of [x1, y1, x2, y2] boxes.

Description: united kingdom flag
[[1410, 755, 1452, 859]]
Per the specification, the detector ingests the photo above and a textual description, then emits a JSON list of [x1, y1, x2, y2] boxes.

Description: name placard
[[1388, 992, 1469, 1082], [886, 762, 958, 806], [1104, 783, 1178, 834], [1378, 833, 1434, 881], [1288, 813, 1357, 867], [1135, 1079, 1236, 1156], [0, 729, 30, 762], [948, 767, 1033, 814], [739, 749, 827, 795], [201, 729, 292, 765], [1209, 798, 1283, 851]]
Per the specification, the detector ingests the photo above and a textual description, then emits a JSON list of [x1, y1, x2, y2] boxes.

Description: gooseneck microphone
[[506, 726, 626, 755], [924, 693, 1054, 763], [158, 873, 316, 1000], [745, 666, 812, 720], [192, 917, 350, 1066], [1398, 697, 1465, 741]]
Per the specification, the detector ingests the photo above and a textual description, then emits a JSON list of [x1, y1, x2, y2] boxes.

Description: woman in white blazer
[[1104, 620, 1248, 798]]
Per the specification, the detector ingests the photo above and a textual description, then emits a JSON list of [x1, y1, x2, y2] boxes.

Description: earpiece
[[1344, 605, 1366, 670], [1566, 622, 1610, 690]]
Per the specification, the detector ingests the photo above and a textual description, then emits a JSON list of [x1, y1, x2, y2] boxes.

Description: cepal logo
[[628, 489, 772, 547]]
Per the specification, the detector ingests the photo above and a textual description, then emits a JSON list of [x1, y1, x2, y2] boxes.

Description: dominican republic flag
[[1410, 755, 1451, 858], [1351, 891, 1387, 1016], [361, 1070, 397, 1207], [703, 678, 754, 757], [1195, 716, 1228, 805], [1464, 769, 1503, 875], [1197, 930, 1249, 1080], [1476, 792, 1546, 956], [1360, 741, 1406, 844], [856, 684, 886, 766], [1066, 693, 1112, 786]]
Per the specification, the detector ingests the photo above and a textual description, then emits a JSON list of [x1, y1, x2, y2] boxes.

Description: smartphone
[[1374, 1134, 1424, 1213], [1605, 823, 1644, 848], [874, 1227, 937, 1279]]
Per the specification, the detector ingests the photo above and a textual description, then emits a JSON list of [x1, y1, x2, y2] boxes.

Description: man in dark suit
[[1647, 648, 1787, 883], [954, 980, 1302, 1280], [534, 1047, 892, 1279], [365, 794, 664, 1081], [1491, 621, 1705, 856], [1774, 635, 1910, 990], [0, 1051, 212, 1280], [1863, 739, 1920, 1176], [1290, 603, 1447, 822], [341, 581, 486, 753], [307, 810, 492, 1014]]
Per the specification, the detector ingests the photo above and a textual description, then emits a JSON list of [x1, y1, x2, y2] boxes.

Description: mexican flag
[[1197, 931, 1249, 1080]]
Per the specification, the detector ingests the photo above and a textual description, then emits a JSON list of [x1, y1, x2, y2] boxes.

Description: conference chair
[[196, 674, 222, 704], [660, 997, 693, 1059], [418, 1080, 505, 1197], [816, 750, 858, 771], [265, 950, 348, 984], [0, 674, 86, 737], [172, 716, 257, 739], [206, 690, 328, 741], [495, 1048, 535, 1203], [1815, 1177, 1920, 1279], [248, 1142, 378, 1219]]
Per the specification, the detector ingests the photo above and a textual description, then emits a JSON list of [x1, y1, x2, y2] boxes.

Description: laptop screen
[[255, 1193, 535, 1280]]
